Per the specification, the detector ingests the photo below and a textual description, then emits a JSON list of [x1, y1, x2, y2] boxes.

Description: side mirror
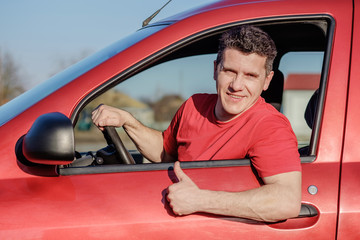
[[22, 112, 75, 165]]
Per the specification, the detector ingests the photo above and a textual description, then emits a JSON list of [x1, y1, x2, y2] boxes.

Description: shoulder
[[247, 99, 300, 177], [245, 98, 295, 140], [183, 93, 217, 111], [173, 93, 216, 118], [190, 93, 217, 104], [250, 98, 290, 124]]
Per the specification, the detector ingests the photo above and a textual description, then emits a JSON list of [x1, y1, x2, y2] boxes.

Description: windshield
[[0, 24, 169, 126]]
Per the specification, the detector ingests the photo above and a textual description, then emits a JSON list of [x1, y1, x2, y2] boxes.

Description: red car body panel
[[337, 0, 360, 239], [0, 0, 359, 238]]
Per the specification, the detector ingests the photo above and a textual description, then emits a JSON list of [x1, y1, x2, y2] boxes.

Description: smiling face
[[214, 48, 274, 122]]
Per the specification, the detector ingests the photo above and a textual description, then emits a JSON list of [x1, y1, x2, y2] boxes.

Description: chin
[[224, 106, 246, 115]]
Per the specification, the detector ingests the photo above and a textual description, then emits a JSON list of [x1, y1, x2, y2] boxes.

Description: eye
[[222, 68, 237, 78], [226, 70, 236, 77], [245, 73, 258, 79]]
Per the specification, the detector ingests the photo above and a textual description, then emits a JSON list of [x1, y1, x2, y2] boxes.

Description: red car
[[1, 0, 359, 238]]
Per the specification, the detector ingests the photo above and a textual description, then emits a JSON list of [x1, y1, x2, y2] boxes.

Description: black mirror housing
[[22, 112, 75, 165]]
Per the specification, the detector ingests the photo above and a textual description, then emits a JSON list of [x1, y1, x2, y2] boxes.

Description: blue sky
[[0, 0, 323, 97], [0, 0, 216, 89]]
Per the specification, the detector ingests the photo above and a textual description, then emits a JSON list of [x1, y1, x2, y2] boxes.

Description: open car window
[[68, 17, 331, 174], [75, 54, 216, 156], [279, 51, 324, 153]]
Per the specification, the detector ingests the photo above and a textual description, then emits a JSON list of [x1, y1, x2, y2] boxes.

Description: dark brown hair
[[216, 25, 277, 75]]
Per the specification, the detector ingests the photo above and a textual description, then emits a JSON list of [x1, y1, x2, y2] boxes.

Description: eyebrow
[[219, 63, 235, 72], [245, 71, 260, 78], [220, 63, 260, 78]]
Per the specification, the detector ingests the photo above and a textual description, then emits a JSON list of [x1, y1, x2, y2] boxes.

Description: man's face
[[214, 48, 273, 122]]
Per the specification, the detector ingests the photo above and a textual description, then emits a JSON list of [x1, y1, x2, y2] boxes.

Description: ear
[[213, 60, 218, 81], [263, 70, 274, 91]]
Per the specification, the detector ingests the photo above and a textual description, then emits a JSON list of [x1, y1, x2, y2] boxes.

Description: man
[[92, 25, 302, 222]]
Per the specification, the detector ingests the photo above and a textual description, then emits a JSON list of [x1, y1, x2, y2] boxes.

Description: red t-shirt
[[163, 94, 301, 178]]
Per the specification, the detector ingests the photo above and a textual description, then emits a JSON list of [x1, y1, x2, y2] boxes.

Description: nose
[[229, 74, 245, 91]]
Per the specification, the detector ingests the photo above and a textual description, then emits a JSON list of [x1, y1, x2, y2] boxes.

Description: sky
[[0, 0, 323, 97], [0, 0, 217, 90]]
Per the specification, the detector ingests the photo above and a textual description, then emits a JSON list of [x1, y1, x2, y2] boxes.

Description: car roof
[[149, 0, 329, 58], [156, 0, 335, 23]]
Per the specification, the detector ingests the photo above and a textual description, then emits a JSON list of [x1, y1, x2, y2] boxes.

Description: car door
[[63, 17, 346, 239]]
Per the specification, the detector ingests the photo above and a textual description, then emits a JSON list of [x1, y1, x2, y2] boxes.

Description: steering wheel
[[103, 126, 135, 164]]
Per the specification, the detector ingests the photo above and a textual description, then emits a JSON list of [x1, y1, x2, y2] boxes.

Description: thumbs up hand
[[167, 161, 202, 216]]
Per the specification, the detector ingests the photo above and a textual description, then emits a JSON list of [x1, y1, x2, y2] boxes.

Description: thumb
[[174, 161, 190, 182]]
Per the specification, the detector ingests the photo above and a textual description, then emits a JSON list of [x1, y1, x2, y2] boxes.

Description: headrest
[[304, 89, 319, 129]]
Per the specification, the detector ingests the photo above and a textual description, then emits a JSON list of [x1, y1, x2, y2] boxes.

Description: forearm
[[92, 104, 168, 163], [196, 182, 301, 222], [123, 119, 164, 163], [168, 167, 302, 222]]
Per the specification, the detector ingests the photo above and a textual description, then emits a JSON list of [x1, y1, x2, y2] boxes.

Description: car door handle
[[297, 203, 318, 218], [267, 203, 319, 229]]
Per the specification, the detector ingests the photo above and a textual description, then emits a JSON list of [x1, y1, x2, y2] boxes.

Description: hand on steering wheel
[[104, 126, 135, 164]]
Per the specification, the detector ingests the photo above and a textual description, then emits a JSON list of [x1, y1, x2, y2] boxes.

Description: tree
[[0, 50, 24, 105], [153, 94, 184, 122]]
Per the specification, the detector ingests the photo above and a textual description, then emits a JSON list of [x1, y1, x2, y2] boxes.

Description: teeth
[[229, 94, 242, 99]]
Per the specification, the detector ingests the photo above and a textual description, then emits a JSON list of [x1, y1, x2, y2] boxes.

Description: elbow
[[280, 201, 302, 220], [263, 200, 302, 223], [283, 192, 302, 220]]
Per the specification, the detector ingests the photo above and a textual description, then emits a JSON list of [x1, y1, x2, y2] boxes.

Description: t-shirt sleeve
[[162, 101, 186, 158], [247, 114, 302, 178]]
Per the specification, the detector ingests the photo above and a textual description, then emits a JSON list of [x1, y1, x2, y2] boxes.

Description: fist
[[91, 104, 128, 130], [167, 162, 202, 215]]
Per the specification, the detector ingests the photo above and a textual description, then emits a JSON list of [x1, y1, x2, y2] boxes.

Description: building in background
[[282, 73, 320, 146]]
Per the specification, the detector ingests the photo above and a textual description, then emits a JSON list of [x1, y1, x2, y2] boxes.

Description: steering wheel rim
[[104, 126, 135, 164]]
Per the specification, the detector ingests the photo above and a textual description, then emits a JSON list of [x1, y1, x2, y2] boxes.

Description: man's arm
[[92, 104, 174, 163], [167, 161, 301, 222]]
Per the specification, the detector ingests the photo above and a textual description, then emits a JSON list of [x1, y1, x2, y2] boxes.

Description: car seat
[[299, 89, 319, 156], [261, 69, 284, 111]]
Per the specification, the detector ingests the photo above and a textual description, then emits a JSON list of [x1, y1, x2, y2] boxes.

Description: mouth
[[227, 93, 244, 100]]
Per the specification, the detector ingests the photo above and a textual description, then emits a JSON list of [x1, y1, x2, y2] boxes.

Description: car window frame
[[63, 15, 335, 176]]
